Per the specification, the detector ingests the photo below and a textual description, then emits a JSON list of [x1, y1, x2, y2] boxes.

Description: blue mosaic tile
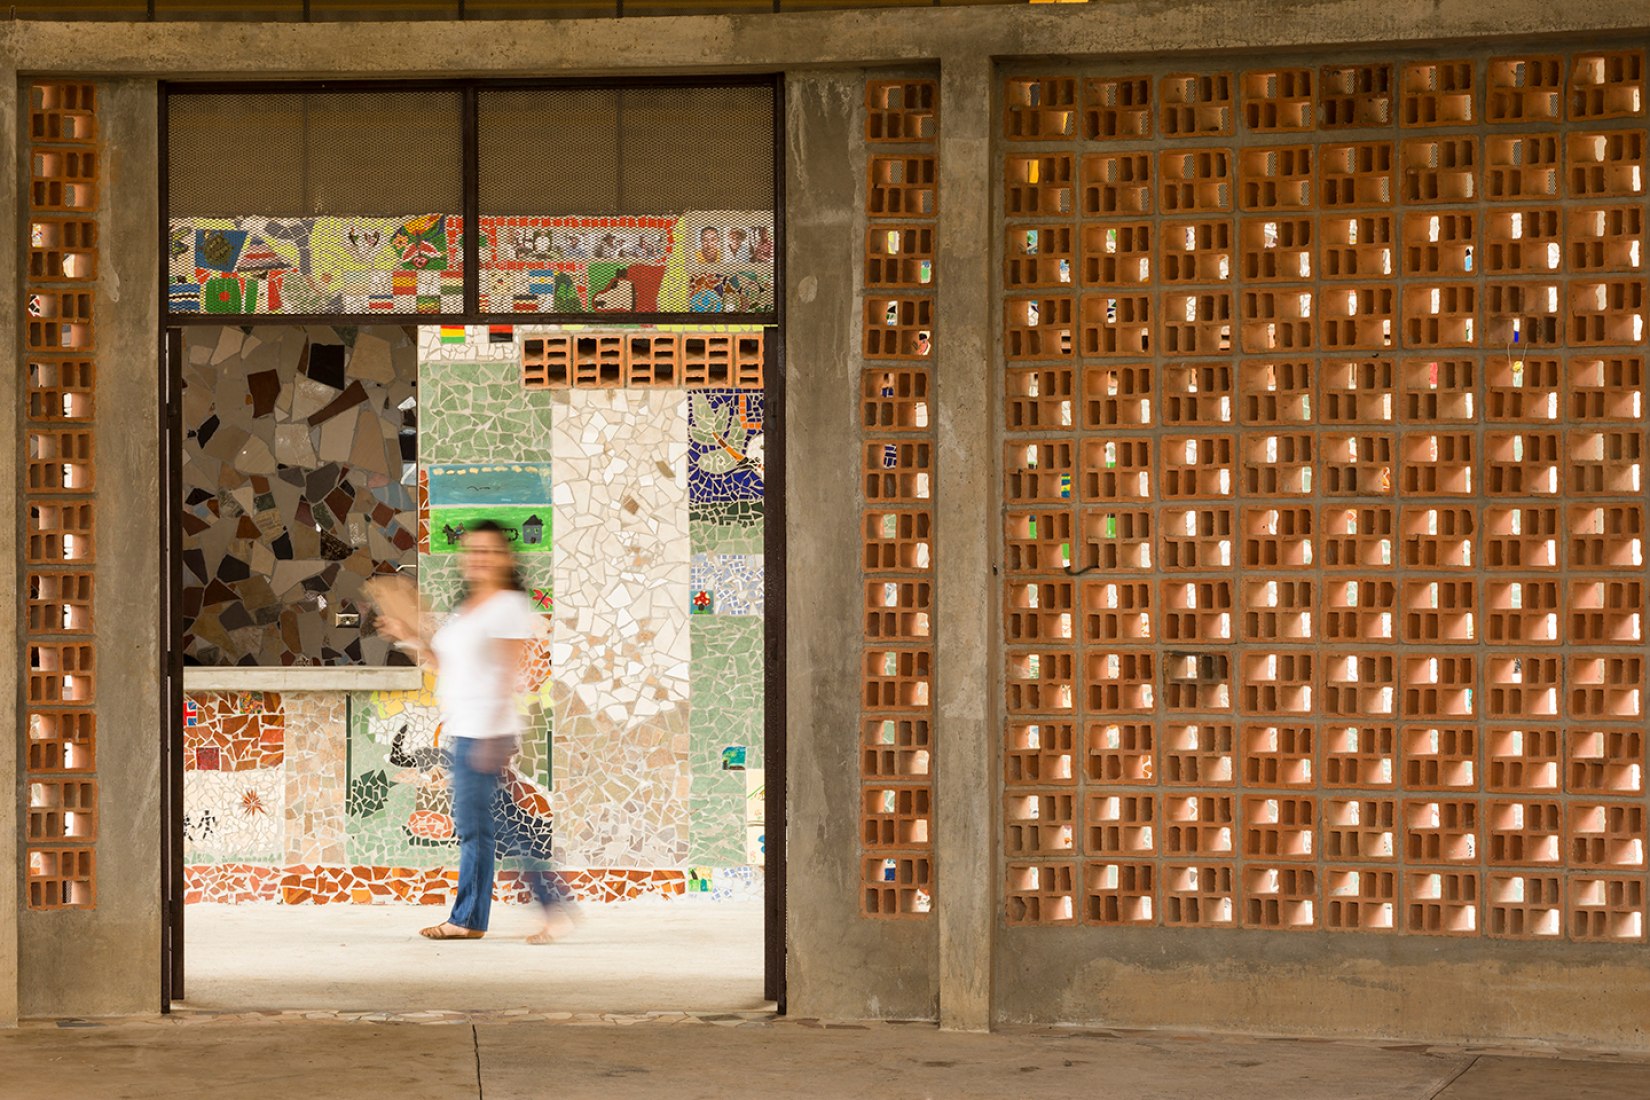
[[688, 390, 764, 503]]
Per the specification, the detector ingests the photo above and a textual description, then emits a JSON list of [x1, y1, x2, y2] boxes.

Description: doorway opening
[[157, 78, 786, 1017]]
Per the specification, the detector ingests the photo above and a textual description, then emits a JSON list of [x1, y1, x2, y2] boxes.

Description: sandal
[[525, 929, 558, 945], [420, 921, 484, 940]]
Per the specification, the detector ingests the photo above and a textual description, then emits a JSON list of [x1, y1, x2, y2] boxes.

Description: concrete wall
[[3, 67, 20, 1030], [15, 80, 163, 1019], [6, 0, 1650, 1049], [784, 69, 938, 1021]]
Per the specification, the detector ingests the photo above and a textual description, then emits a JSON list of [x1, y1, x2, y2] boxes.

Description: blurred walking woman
[[378, 520, 570, 942]]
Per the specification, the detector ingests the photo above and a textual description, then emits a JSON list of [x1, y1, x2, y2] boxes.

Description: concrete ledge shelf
[[182, 667, 424, 693]]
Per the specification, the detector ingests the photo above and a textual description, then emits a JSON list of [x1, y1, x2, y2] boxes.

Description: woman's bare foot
[[526, 905, 579, 945]]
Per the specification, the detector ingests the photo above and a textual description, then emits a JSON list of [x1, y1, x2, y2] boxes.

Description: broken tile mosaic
[[185, 690, 284, 771], [186, 323, 770, 905], [478, 213, 775, 315], [689, 390, 765, 503], [181, 325, 418, 667], [552, 389, 692, 868], [169, 215, 464, 316], [689, 553, 764, 617]]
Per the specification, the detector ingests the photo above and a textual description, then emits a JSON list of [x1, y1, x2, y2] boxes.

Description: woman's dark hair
[[460, 519, 527, 598]]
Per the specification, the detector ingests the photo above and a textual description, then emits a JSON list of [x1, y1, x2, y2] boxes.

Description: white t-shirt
[[431, 589, 540, 741]]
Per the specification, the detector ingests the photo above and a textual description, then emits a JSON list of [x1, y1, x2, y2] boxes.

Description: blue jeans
[[447, 736, 568, 932]]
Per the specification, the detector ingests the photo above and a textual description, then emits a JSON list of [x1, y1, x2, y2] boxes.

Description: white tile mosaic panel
[[184, 768, 286, 863], [552, 389, 692, 867]]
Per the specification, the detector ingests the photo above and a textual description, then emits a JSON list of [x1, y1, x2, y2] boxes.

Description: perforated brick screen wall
[[861, 79, 938, 917], [521, 331, 765, 390], [1000, 51, 1649, 938], [24, 83, 101, 910]]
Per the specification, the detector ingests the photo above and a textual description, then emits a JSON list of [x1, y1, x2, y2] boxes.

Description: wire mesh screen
[[167, 91, 464, 315], [477, 86, 775, 315]]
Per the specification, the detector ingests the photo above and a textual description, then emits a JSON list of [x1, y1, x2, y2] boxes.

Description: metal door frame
[[157, 73, 787, 1015]]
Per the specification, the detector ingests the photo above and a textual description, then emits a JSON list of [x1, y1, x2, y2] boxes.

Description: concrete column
[[784, 68, 939, 1020], [934, 53, 995, 1032], [2, 66, 22, 1029], [18, 79, 162, 1018]]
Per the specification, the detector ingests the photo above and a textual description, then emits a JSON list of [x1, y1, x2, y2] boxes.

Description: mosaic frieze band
[[860, 79, 938, 918], [167, 213, 775, 317], [23, 83, 101, 911], [999, 50, 1650, 939]]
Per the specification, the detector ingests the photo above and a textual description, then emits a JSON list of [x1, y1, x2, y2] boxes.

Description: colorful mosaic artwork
[[185, 691, 285, 771], [417, 329, 556, 613], [165, 212, 774, 318], [168, 215, 464, 315], [186, 321, 767, 904], [185, 767, 285, 863], [478, 213, 774, 315], [690, 554, 764, 617], [347, 672, 556, 869], [181, 326, 418, 667], [184, 863, 759, 906]]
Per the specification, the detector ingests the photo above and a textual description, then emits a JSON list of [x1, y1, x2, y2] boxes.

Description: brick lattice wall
[[23, 83, 101, 910], [861, 79, 939, 917], [1000, 51, 1649, 938]]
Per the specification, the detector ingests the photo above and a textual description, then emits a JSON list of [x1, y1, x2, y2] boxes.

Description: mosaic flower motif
[[240, 789, 266, 817]]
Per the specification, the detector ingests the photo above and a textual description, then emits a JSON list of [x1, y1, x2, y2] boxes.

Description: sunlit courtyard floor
[[178, 899, 766, 1015]]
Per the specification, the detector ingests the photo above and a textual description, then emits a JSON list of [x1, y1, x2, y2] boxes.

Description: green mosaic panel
[[690, 792, 747, 867], [691, 499, 765, 555], [418, 358, 555, 614], [689, 616, 763, 864], [420, 359, 555, 464]]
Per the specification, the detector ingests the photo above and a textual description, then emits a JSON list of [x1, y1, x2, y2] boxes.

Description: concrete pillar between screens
[[934, 52, 996, 1034], [2, 66, 22, 1030], [16, 79, 163, 1019], [784, 68, 940, 1021]]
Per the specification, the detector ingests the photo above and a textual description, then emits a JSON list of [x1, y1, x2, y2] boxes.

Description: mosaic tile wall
[[480, 213, 775, 315], [169, 215, 464, 315], [181, 325, 418, 667], [166, 213, 774, 317], [185, 323, 767, 904], [999, 50, 1650, 940]]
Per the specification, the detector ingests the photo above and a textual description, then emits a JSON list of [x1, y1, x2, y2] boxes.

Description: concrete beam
[[181, 668, 424, 692], [933, 53, 994, 1034], [2, 1, 1648, 78]]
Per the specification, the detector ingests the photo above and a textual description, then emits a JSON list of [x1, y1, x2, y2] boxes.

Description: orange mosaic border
[[185, 864, 747, 905]]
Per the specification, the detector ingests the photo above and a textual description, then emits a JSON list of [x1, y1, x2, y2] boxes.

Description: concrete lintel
[[6, 2, 1650, 78], [182, 667, 424, 692], [934, 52, 995, 1034]]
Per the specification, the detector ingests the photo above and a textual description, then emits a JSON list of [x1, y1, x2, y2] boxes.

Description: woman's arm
[[378, 614, 439, 674]]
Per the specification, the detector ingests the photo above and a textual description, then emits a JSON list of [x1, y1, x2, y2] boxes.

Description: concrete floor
[[179, 901, 767, 1014], [20, 902, 1645, 1098], [5, 1016, 1650, 1100]]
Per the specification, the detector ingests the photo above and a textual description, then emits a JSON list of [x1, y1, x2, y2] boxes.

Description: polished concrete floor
[[179, 900, 768, 1014], [5, 1014, 1650, 1100]]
